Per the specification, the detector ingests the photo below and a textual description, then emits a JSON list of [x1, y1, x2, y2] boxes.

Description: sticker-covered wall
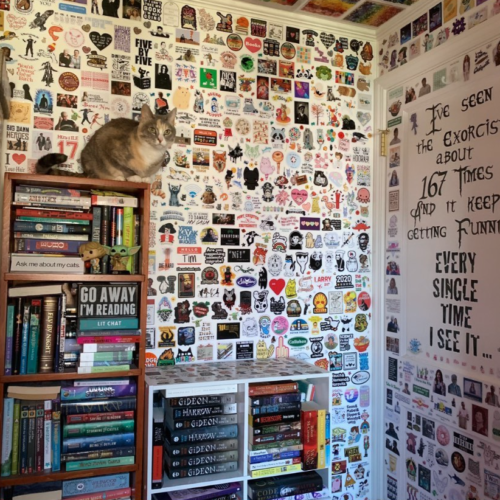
[[1, 0, 376, 497], [379, 6, 500, 500]]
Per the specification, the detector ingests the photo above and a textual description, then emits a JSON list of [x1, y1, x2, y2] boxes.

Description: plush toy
[[109, 245, 141, 273], [78, 241, 110, 274]]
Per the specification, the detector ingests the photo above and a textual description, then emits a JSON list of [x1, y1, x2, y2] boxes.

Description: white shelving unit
[[143, 358, 332, 500]]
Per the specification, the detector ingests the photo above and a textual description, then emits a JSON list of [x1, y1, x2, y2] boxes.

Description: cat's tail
[[35, 153, 84, 177]]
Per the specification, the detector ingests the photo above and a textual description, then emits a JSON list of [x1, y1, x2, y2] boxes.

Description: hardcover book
[[158, 482, 241, 500], [61, 397, 137, 415], [62, 473, 130, 497], [164, 439, 238, 457], [164, 450, 238, 470], [62, 432, 135, 453], [167, 394, 237, 407], [165, 403, 237, 420], [164, 424, 238, 444], [167, 414, 238, 430], [164, 461, 238, 479], [248, 381, 299, 397]]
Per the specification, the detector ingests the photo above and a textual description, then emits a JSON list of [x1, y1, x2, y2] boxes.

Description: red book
[[76, 336, 141, 344], [66, 410, 135, 424], [249, 381, 299, 397], [301, 402, 319, 471], [152, 407, 163, 489], [15, 208, 93, 220]]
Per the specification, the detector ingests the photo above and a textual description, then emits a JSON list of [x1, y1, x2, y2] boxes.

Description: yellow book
[[250, 462, 302, 478], [317, 409, 326, 469]]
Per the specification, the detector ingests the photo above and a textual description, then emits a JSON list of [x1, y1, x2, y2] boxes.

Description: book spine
[[19, 403, 29, 474], [19, 302, 31, 375], [249, 382, 299, 396], [11, 400, 21, 475], [52, 401, 61, 472], [82, 343, 136, 352], [167, 394, 237, 407], [27, 403, 36, 473], [61, 384, 136, 401], [15, 239, 82, 254], [13, 221, 91, 234], [63, 420, 135, 438], [249, 457, 301, 472], [62, 433, 135, 453], [57, 294, 67, 373], [165, 461, 238, 479], [249, 444, 303, 457], [250, 393, 302, 406], [249, 438, 302, 452], [249, 464, 302, 479], [249, 450, 301, 464], [252, 421, 300, 435], [14, 193, 91, 207], [76, 329, 141, 337], [59, 487, 132, 500], [77, 365, 131, 374], [131, 214, 140, 274], [249, 411, 301, 426], [1, 398, 14, 477], [26, 299, 41, 374], [317, 409, 326, 470], [54, 296, 62, 374], [301, 409, 318, 471], [5, 304, 15, 375], [62, 397, 137, 415], [78, 318, 139, 331], [15, 209, 92, 220], [115, 208, 123, 245], [90, 206, 102, 275], [123, 207, 133, 273], [165, 424, 238, 444], [62, 472, 130, 496], [14, 232, 89, 241], [77, 337, 141, 344], [44, 400, 52, 470], [79, 352, 134, 362], [250, 402, 302, 415], [35, 402, 44, 472], [101, 205, 110, 273], [248, 473, 323, 500], [152, 409, 163, 490], [16, 216, 90, 225], [15, 185, 85, 197], [166, 404, 237, 419], [62, 446, 135, 462], [251, 430, 301, 445], [168, 414, 238, 430], [65, 455, 134, 471], [166, 450, 238, 469], [325, 412, 330, 467], [165, 438, 239, 457], [91, 195, 138, 207], [12, 298, 23, 375], [39, 296, 59, 373], [67, 411, 135, 425], [110, 206, 117, 247]]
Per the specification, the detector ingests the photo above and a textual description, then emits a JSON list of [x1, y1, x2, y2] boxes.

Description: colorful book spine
[[14, 232, 89, 241], [39, 296, 58, 373], [62, 397, 137, 415], [317, 409, 326, 469], [77, 329, 141, 337], [14, 193, 91, 208], [65, 455, 134, 471], [248, 382, 299, 397], [26, 299, 41, 374], [165, 438, 239, 457], [152, 407, 163, 490], [249, 438, 302, 452], [123, 207, 133, 272], [115, 208, 124, 245], [79, 352, 134, 362], [77, 336, 141, 344], [66, 411, 135, 424], [249, 444, 303, 457], [15, 185, 87, 197], [301, 408, 318, 471], [167, 394, 237, 407], [62, 433, 135, 453], [56, 294, 67, 373], [250, 393, 302, 407], [81, 343, 136, 352], [249, 411, 301, 427], [1, 398, 14, 477], [19, 302, 31, 375], [165, 424, 238, 444], [59, 487, 132, 500], [13, 221, 91, 234], [52, 401, 61, 472], [91, 207, 102, 243], [169, 414, 238, 430], [61, 384, 137, 401], [78, 318, 139, 331], [166, 404, 237, 419], [131, 214, 140, 274], [12, 298, 23, 376], [35, 402, 44, 472], [77, 365, 131, 374], [5, 304, 15, 375], [165, 450, 238, 469], [14, 239, 83, 254], [100, 205, 110, 273], [249, 449, 301, 464], [249, 458, 301, 473], [44, 400, 52, 470], [251, 430, 301, 445], [63, 420, 135, 438], [11, 400, 21, 475], [250, 402, 302, 415], [91, 195, 138, 207], [62, 473, 130, 497], [251, 420, 301, 435], [16, 217, 90, 225], [110, 206, 117, 247], [15, 209, 92, 220], [62, 447, 135, 462], [165, 461, 238, 479], [27, 403, 36, 473], [247, 471, 323, 500]]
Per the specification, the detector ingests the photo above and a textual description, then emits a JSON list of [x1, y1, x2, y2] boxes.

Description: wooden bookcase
[[0, 173, 150, 497], [143, 358, 333, 500]]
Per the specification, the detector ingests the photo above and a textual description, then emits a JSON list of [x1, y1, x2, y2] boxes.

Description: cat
[[36, 105, 176, 182]]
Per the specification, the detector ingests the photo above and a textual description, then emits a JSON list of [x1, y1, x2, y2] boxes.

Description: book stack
[[10, 184, 92, 274], [76, 283, 139, 374], [248, 381, 303, 478], [60, 379, 136, 471], [153, 482, 242, 500], [248, 471, 324, 500], [1, 385, 61, 477], [163, 393, 239, 480], [5, 285, 70, 375]]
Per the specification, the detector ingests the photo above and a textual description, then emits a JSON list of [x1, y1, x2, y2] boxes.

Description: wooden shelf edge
[[0, 464, 138, 487], [4, 273, 145, 282], [1, 369, 142, 383]]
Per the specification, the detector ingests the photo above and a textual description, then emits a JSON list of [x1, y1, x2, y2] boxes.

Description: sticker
[[251, 18, 266, 37], [281, 42, 296, 60], [89, 31, 112, 51], [217, 322, 240, 340], [216, 11, 232, 32], [58, 72, 79, 91], [227, 34, 243, 51], [180, 4, 196, 29], [245, 37, 261, 53]]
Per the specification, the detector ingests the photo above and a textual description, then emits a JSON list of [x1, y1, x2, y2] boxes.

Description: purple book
[[60, 382, 137, 401], [159, 483, 242, 500]]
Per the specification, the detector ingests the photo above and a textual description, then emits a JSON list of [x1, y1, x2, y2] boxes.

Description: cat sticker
[[173, 86, 191, 109]]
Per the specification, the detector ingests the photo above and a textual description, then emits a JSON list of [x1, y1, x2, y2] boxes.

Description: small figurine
[[109, 245, 141, 273], [78, 242, 110, 274]]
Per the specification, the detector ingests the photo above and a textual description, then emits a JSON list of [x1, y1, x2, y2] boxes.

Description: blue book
[[62, 433, 135, 453], [325, 412, 331, 465], [19, 303, 31, 375], [1, 398, 14, 476], [78, 318, 139, 331], [52, 401, 61, 472], [62, 473, 130, 497], [5, 304, 15, 376], [61, 382, 136, 401], [249, 450, 301, 464]]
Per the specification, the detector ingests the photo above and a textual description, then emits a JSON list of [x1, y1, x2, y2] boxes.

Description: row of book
[[10, 184, 140, 275], [2, 472, 133, 500]]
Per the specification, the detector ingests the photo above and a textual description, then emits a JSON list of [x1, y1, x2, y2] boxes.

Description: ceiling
[[235, 0, 420, 29]]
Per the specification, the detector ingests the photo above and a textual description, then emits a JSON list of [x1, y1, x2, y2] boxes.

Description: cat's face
[[138, 105, 177, 150]]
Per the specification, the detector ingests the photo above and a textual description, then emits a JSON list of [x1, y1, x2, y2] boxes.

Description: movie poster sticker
[[6, 124, 29, 152]]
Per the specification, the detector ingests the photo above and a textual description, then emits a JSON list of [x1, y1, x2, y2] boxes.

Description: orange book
[[249, 381, 299, 397]]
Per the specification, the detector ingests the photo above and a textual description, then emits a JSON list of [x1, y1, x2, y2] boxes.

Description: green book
[[27, 299, 42, 374], [80, 352, 133, 362], [1, 398, 14, 476], [123, 207, 134, 273], [63, 420, 135, 439], [77, 318, 139, 331], [11, 400, 20, 475], [65, 455, 134, 471], [77, 365, 131, 374], [5, 304, 15, 376]]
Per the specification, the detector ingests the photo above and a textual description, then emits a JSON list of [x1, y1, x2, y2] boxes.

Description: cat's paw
[[142, 176, 154, 183], [127, 175, 143, 183]]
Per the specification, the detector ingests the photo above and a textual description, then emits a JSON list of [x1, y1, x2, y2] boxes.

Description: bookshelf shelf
[[0, 173, 150, 499], [0, 463, 138, 487]]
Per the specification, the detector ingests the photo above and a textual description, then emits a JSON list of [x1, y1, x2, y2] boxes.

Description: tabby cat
[[36, 105, 177, 182]]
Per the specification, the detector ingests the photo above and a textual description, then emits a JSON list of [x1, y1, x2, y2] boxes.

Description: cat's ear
[[141, 104, 154, 121], [166, 107, 177, 126]]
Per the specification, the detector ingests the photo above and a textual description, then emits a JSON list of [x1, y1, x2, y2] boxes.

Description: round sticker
[[65, 29, 85, 48], [286, 152, 302, 169], [289, 127, 301, 142], [358, 291, 371, 311], [344, 388, 359, 403], [227, 34, 243, 52], [235, 118, 250, 135], [324, 333, 338, 350], [271, 316, 289, 335], [240, 54, 255, 72], [281, 42, 296, 60], [451, 451, 465, 472], [59, 72, 79, 92], [436, 424, 450, 445], [145, 352, 158, 367]]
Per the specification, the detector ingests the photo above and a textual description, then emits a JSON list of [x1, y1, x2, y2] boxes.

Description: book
[[19, 302, 31, 375], [19, 402, 30, 474], [1, 398, 14, 476], [11, 400, 21, 475], [165, 450, 238, 470], [14, 193, 91, 208], [249, 381, 299, 397], [100, 205, 111, 274], [250, 393, 302, 407], [7, 386, 61, 401], [131, 214, 140, 274], [63, 420, 135, 438], [249, 444, 303, 457], [34, 402, 44, 472], [12, 298, 23, 375], [167, 414, 238, 430], [13, 221, 91, 234], [164, 439, 239, 457], [73, 378, 130, 387], [62, 473, 130, 497], [39, 296, 59, 373], [249, 462, 302, 478], [249, 411, 301, 427], [14, 239, 83, 254], [250, 430, 301, 445], [62, 433, 135, 453], [61, 382, 136, 401], [317, 408, 326, 469], [247, 471, 323, 500], [10, 481, 62, 500], [62, 446, 135, 462], [16, 185, 88, 197], [167, 394, 237, 407], [65, 455, 134, 471], [10, 255, 85, 274], [123, 207, 134, 272], [77, 337, 141, 344], [77, 365, 131, 374], [61, 397, 137, 415], [251, 420, 301, 435], [91, 193, 138, 208], [250, 402, 302, 415], [5, 303, 15, 375], [116, 208, 123, 245], [165, 461, 238, 479], [82, 343, 136, 352], [249, 449, 301, 464], [77, 318, 139, 331], [15, 208, 92, 220], [60, 487, 132, 500], [66, 411, 135, 424], [152, 407, 164, 490], [76, 329, 141, 337], [26, 299, 41, 374], [301, 402, 319, 471], [43, 400, 52, 470], [52, 401, 61, 472], [165, 404, 237, 420], [15, 217, 89, 225], [56, 294, 67, 373], [90, 206, 102, 267], [159, 483, 241, 500], [249, 439, 302, 452], [13, 232, 89, 241], [164, 424, 238, 444], [79, 352, 134, 362], [9, 284, 63, 298]]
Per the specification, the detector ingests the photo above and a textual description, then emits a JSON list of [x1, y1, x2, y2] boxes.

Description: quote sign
[[405, 78, 499, 371]]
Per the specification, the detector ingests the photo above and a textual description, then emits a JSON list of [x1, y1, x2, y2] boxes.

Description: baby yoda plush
[[109, 245, 141, 273]]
